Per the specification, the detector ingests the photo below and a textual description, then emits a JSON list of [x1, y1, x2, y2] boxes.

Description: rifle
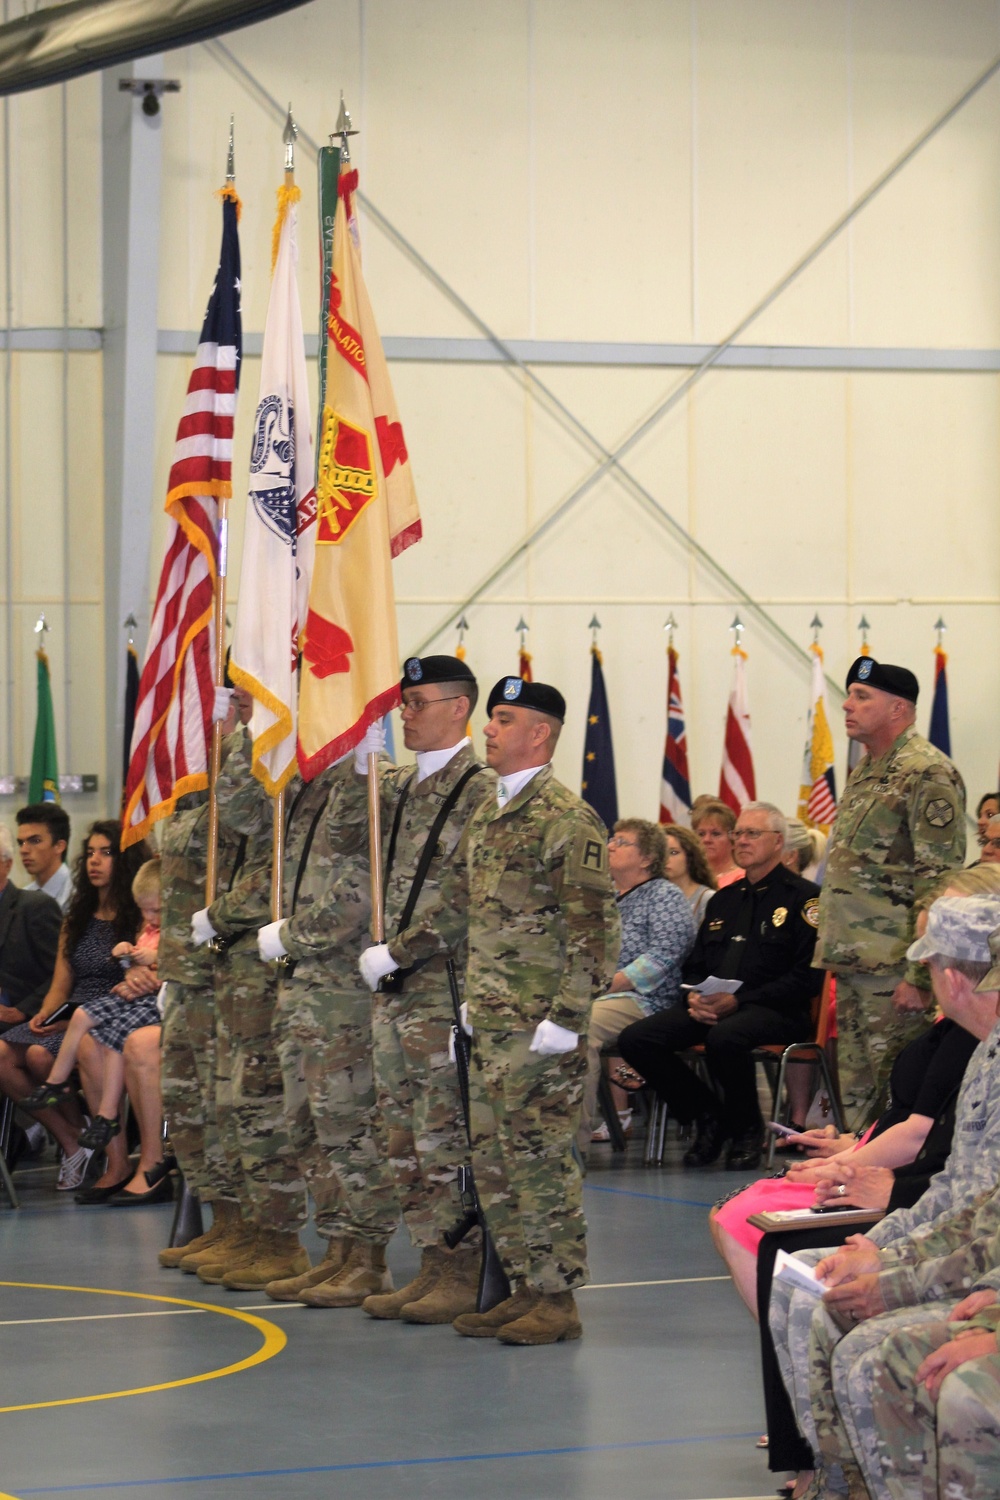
[[443, 957, 511, 1312]]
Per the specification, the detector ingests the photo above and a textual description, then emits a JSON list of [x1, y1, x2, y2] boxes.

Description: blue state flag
[[581, 646, 618, 832], [928, 646, 951, 757]]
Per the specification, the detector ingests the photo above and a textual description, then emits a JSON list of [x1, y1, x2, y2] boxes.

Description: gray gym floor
[[0, 1135, 776, 1500]]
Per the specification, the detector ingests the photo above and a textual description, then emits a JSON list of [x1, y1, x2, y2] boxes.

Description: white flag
[[231, 188, 316, 793]]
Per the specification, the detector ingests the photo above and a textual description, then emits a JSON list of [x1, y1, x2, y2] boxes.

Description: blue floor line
[[584, 1183, 716, 1208], [17, 1432, 764, 1493]]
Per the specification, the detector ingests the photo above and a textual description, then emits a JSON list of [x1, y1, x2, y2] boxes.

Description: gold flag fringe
[[271, 182, 302, 275], [216, 183, 242, 221]]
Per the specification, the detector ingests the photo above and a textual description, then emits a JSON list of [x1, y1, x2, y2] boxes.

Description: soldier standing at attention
[[365, 676, 620, 1345], [816, 656, 965, 1126], [356, 656, 496, 1326]]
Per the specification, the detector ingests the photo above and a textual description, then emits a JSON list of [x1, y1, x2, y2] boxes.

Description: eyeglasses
[[608, 836, 639, 849], [984, 838, 1000, 851], [400, 695, 466, 715], [733, 827, 778, 841]]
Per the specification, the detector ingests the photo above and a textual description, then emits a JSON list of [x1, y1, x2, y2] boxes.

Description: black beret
[[845, 656, 919, 703], [486, 676, 566, 723], [400, 654, 477, 692]]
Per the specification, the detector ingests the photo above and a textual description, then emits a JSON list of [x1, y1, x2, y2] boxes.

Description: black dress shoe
[[105, 1168, 174, 1207], [74, 1173, 134, 1205], [682, 1113, 729, 1168], [726, 1128, 764, 1170]]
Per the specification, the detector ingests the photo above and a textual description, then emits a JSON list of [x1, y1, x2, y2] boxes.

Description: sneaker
[[591, 1121, 611, 1142], [56, 1145, 94, 1191]]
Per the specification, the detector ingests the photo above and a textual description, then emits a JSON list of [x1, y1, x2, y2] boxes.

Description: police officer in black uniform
[[617, 801, 821, 1170]]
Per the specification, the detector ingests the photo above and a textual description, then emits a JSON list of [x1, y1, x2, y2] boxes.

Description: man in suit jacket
[[0, 825, 61, 1033]]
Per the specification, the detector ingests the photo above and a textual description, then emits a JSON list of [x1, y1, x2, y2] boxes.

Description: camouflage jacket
[[391, 763, 621, 1032], [370, 742, 495, 1007], [815, 726, 966, 983], [876, 1181, 1000, 1309], [207, 733, 373, 970], [158, 734, 250, 985], [204, 727, 274, 946]]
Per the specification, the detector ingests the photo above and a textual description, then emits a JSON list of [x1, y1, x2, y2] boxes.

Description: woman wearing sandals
[[13, 822, 168, 1203]]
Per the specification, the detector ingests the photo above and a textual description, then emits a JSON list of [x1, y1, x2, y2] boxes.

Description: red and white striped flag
[[719, 643, 756, 814], [122, 193, 242, 846]]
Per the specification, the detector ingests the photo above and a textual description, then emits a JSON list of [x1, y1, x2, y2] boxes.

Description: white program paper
[[680, 976, 743, 997], [773, 1249, 825, 1299]]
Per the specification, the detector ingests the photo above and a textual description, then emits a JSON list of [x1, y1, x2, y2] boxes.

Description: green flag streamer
[[29, 648, 59, 804]]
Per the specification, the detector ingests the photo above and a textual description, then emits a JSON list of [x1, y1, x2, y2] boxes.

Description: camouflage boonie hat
[[906, 895, 1000, 971]]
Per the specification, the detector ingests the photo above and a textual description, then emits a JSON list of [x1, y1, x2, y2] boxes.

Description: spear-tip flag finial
[[34, 613, 49, 636], [332, 91, 359, 161], [283, 103, 298, 174], [226, 114, 235, 182]]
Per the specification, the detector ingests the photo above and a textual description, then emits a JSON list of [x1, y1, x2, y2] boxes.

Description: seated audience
[[617, 802, 821, 1170], [0, 823, 62, 1038], [691, 799, 742, 889], [579, 819, 695, 1153], [781, 818, 827, 883], [663, 823, 716, 925], [980, 814, 1000, 866], [23, 858, 161, 1153], [16, 802, 73, 912], [768, 893, 1000, 1497], [0, 820, 154, 1196]]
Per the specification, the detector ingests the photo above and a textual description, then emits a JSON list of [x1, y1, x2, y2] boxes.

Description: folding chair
[[753, 973, 842, 1167], [0, 1094, 22, 1209]]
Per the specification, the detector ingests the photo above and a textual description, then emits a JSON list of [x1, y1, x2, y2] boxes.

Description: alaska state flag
[[928, 645, 951, 757], [581, 645, 618, 831]]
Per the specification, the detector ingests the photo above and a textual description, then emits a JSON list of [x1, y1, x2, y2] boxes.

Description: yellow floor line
[[0, 1281, 285, 1413]]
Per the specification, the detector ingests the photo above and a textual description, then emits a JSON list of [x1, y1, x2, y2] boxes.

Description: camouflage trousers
[[863, 1320, 1000, 1499], [834, 972, 933, 1128], [273, 967, 397, 1245], [159, 981, 241, 1203], [214, 949, 306, 1233], [468, 1029, 588, 1294], [372, 986, 473, 1249]]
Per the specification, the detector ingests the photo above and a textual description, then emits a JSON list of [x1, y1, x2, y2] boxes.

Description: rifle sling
[[392, 763, 482, 940]]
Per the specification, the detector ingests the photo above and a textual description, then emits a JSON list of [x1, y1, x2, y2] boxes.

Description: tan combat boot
[[496, 1290, 582, 1345], [401, 1246, 480, 1324], [179, 1218, 253, 1274], [221, 1230, 310, 1291], [362, 1244, 447, 1320], [265, 1237, 349, 1303], [196, 1226, 264, 1285], [298, 1240, 392, 1308], [452, 1283, 538, 1339], [159, 1199, 240, 1269]]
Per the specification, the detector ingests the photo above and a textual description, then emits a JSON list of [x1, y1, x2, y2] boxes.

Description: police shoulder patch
[[924, 796, 955, 829], [801, 897, 820, 928], [566, 824, 609, 889]]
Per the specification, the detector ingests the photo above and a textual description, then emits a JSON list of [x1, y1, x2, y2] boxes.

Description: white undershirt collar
[[496, 764, 545, 807], [414, 737, 470, 784]]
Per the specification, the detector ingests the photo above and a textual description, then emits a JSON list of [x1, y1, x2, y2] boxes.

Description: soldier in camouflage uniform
[[768, 895, 1000, 1496], [217, 730, 400, 1308], [157, 706, 251, 1272], [356, 656, 497, 1325], [864, 1310, 1000, 1499], [816, 657, 965, 1125], [183, 720, 310, 1292], [368, 676, 620, 1345]]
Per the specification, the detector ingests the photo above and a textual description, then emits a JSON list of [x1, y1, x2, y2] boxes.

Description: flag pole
[[331, 95, 383, 940], [205, 118, 236, 907]]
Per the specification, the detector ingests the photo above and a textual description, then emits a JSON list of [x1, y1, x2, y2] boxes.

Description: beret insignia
[[404, 657, 423, 682], [503, 677, 522, 701]]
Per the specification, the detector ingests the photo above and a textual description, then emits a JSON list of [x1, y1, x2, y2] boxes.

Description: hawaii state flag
[[797, 644, 837, 830], [229, 183, 315, 794], [928, 644, 951, 757], [660, 643, 691, 825], [122, 192, 241, 845], [297, 164, 421, 778], [719, 643, 755, 814]]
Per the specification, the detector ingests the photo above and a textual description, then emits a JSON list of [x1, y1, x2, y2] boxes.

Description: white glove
[[448, 1002, 473, 1061], [156, 982, 168, 1019], [190, 908, 217, 947], [529, 1018, 580, 1056], [354, 720, 386, 775], [211, 686, 235, 724], [359, 943, 398, 991], [257, 921, 288, 962]]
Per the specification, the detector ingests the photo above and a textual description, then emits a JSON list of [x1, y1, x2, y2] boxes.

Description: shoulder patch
[[924, 797, 955, 829], [801, 897, 820, 928], [566, 825, 610, 890]]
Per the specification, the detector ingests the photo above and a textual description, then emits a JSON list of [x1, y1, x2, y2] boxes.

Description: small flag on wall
[[30, 647, 59, 804], [719, 623, 755, 814], [581, 635, 618, 832]]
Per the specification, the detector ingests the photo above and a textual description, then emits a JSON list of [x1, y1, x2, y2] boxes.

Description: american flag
[[719, 644, 756, 814], [122, 194, 242, 847], [660, 643, 692, 825]]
